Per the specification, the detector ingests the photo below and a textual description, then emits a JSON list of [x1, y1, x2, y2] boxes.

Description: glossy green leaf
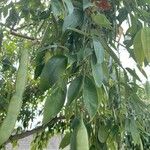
[[91, 13, 111, 29], [93, 38, 104, 64], [40, 55, 67, 91], [91, 59, 103, 87], [59, 132, 71, 149], [63, 9, 83, 32], [83, 76, 98, 118], [67, 76, 82, 106], [43, 87, 66, 125]]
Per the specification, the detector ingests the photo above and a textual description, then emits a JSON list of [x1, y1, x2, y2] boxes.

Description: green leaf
[[83, 0, 94, 10], [68, 27, 89, 36], [43, 87, 66, 125], [98, 124, 109, 143], [133, 30, 145, 65], [63, 9, 83, 32], [34, 51, 45, 79], [70, 118, 79, 150], [130, 119, 140, 145], [51, 0, 64, 17], [63, 0, 74, 14], [0, 30, 3, 51], [91, 13, 111, 29], [83, 76, 98, 118], [126, 68, 141, 82], [141, 27, 150, 62], [40, 55, 67, 91], [59, 132, 71, 149], [93, 38, 104, 64], [145, 81, 150, 98], [117, 7, 128, 24], [70, 130, 77, 150], [67, 76, 82, 106], [91, 59, 103, 87]]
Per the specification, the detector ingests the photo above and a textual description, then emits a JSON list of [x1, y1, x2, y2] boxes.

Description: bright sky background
[[119, 21, 150, 83]]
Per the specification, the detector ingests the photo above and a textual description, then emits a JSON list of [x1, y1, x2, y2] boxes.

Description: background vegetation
[[0, 0, 150, 149]]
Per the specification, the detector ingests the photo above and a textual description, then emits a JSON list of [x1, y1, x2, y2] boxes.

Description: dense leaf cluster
[[0, 0, 150, 149]]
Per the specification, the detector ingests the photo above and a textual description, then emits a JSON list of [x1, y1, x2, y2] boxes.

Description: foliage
[[0, 0, 150, 149]]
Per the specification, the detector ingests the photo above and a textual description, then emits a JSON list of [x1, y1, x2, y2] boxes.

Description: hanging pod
[[76, 118, 89, 150], [0, 48, 28, 146]]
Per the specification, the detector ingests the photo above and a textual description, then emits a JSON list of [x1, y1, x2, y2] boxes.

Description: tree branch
[[5, 116, 65, 145], [10, 31, 37, 41]]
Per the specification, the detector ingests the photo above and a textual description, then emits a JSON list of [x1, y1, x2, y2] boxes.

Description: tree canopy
[[0, 0, 150, 149]]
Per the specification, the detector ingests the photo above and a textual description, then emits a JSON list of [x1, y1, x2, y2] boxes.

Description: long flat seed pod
[[76, 118, 89, 150], [0, 48, 28, 146]]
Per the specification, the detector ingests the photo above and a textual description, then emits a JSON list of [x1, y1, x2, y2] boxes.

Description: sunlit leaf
[[91, 13, 111, 29]]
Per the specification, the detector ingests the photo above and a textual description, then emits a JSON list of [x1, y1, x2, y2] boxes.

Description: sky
[[118, 21, 150, 83]]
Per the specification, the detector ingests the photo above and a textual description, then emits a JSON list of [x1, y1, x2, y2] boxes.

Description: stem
[[10, 31, 37, 41]]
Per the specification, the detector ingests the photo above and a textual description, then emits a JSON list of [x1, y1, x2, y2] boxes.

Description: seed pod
[[76, 118, 89, 150], [0, 48, 28, 146]]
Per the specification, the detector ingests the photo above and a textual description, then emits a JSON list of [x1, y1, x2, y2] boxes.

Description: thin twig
[[10, 31, 37, 41]]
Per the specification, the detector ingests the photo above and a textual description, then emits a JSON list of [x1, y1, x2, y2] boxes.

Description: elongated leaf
[[34, 51, 45, 79], [93, 38, 104, 64], [70, 118, 79, 150], [98, 124, 109, 143], [83, 76, 98, 118], [51, 0, 64, 17], [133, 30, 145, 65], [145, 81, 150, 98], [141, 27, 150, 62], [130, 119, 140, 145], [126, 68, 141, 82], [40, 55, 67, 91], [43, 87, 66, 125], [63, 9, 83, 32], [67, 76, 82, 106], [63, 0, 74, 14], [83, 0, 93, 10], [100, 38, 123, 68], [59, 132, 71, 149], [91, 59, 103, 87], [68, 27, 89, 36], [91, 13, 111, 29]]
